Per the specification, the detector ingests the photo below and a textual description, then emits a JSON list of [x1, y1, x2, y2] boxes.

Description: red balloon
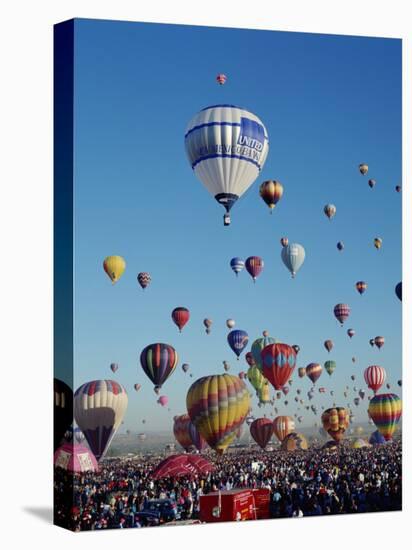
[[245, 256, 264, 282], [364, 365, 386, 394], [261, 343, 297, 390], [171, 307, 190, 332], [250, 418, 274, 449]]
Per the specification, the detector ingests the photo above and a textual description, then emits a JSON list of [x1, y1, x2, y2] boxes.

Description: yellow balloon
[[103, 255, 126, 283]]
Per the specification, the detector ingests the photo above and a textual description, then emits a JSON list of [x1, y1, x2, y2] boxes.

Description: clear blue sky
[[72, 19, 401, 432]]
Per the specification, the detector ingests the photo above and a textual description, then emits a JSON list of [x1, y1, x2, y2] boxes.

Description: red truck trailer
[[200, 489, 270, 523]]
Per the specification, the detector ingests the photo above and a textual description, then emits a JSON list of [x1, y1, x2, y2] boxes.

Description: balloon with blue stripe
[[185, 105, 269, 226], [230, 257, 245, 276]]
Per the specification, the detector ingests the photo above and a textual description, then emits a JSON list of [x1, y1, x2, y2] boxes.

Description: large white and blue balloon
[[281, 243, 306, 278], [185, 105, 269, 225]]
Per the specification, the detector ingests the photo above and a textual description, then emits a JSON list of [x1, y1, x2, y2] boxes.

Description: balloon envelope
[[281, 243, 305, 278], [250, 418, 274, 449]]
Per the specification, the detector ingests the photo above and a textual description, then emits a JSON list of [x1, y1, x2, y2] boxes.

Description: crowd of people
[[54, 440, 402, 531]]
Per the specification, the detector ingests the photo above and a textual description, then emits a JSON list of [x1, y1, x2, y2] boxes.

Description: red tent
[[151, 454, 214, 479]]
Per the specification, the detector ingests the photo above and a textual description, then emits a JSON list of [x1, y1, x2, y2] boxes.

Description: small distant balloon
[[355, 281, 367, 295], [280, 237, 289, 247], [110, 363, 119, 373], [374, 336, 385, 349], [103, 255, 126, 284], [230, 257, 244, 277], [395, 282, 402, 301], [359, 163, 369, 175], [134, 383, 141, 392], [226, 318, 236, 329], [374, 237, 382, 250], [324, 204, 336, 220], [157, 395, 168, 407], [337, 241, 344, 251], [259, 180, 283, 212], [137, 272, 151, 289], [324, 340, 333, 353], [245, 256, 264, 282], [203, 318, 212, 334], [182, 363, 189, 373], [347, 328, 355, 339], [334, 303, 350, 325], [395, 185, 401, 193], [171, 307, 190, 332], [368, 179, 376, 188], [216, 73, 227, 85], [281, 243, 305, 278]]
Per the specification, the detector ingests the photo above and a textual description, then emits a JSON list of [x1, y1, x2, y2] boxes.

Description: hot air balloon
[[171, 307, 190, 332], [281, 432, 308, 451], [259, 180, 283, 212], [369, 430, 386, 445], [110, 363, 119, 373], [137, 272, 151, 289], [369, 338, 375, 347], [173, 414, 193, 451], [280, 237, 289, 247], [337, 241, 344, 251], [359, 389, 365, 400], [324, 340, 333, 353], [245, 256, 264, 282], [324, 360, 336, 376], [230, 257, 245, 277], [351, 375, 356, 381], [374, 336, 385, 349], [353, 397, 360, 407], [74, 380, 128, 460], [281, 243, 305, 278], [251, 331, 277, 370], [398, 379, 402, 387], [203, 318, 212, 334], [261, 343, 297, 390], [396, 185, 401, 193], [368, 179, 376, 188], [333, 303, 350, 325], [54, 378, 73, 451], [227, 329, 249, 359], [395, 282, 402, 301], [368, 393, 402, 440], [189, 421, 207, 452], [134, 383, 141, 392], [298, 367, 306, 378], [182, 363, 189, 373], [352, 357, 356, 363], [324, 204, 336, 220], [157, 395, 168, 407], [374, 237, 382, 250], [247, 365, 266, 395], [273, 416, 295, 442], [226, 318, 236, 330], [223, 360, 230, 372], [355, 281, 367, 295], [306, 363, 322, 384], [359, 163, 368, 175], [140, 343, 178, 389], [186, 373, 250, 454], [250, 418, 274, 449], [216, 73, 227, 85], [185, 105, 269, 226], [292, 344, 300, 354], [282, 385, 290, 396], [321, 407, 349, 442], [103, 255, 126, 284], [347, 328, 355, 339], [364, 365, 386, 394]]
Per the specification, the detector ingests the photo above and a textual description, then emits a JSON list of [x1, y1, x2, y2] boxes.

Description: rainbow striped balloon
[[368, 393, 402, 440], [186, 373, 250, 454]]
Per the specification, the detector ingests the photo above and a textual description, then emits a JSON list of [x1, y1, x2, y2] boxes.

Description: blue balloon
[[230, 257, 245, 276], [395, 282, 402, 301], [369, 430, 387, 446], [227, 329, 249, 359], [281, 243, 305, 278]]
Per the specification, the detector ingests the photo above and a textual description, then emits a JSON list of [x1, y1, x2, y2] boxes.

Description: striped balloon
[[333, 303, 350, 325], [273, 416, 295, 442], [259, 180, 283, 212], [281, 243, 305, 278], [364, 365, 386, 394], [324, 360, 336, 376], [171, 307, 190, 332], [306, 363, 322, 384], [245, 256, 264, 282], [251, 331, 277, 370], [74, 380, 128, 460], [140, 343, 178, 389], [321, 407, 349, 442], [186, 373, 250, 454], [261, 343, 297, 390], [368, 393, 402, 440], [230, 257, 245, 276], [137, 272, 151, 289], [250, 418, 274, 449]]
